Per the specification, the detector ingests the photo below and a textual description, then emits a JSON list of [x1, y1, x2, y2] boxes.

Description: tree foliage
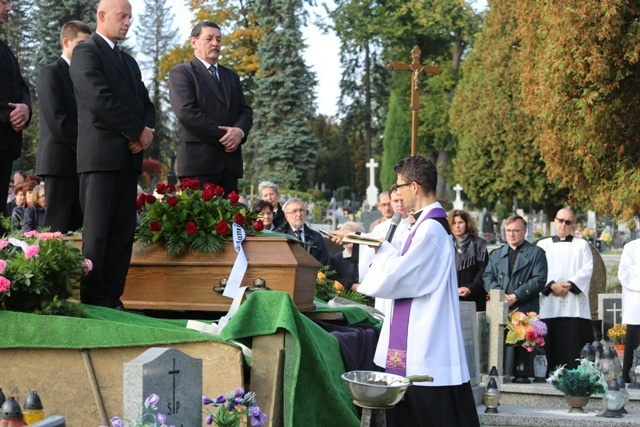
[[517, 0, 640, 220], [380, 91, 410, 191], [246, 0, 318, 189], [450, 0, 566, 216], [134, 0, 179, 165]]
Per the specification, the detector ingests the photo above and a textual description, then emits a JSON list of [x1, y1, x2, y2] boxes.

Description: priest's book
[[341, 233, 382, 247]]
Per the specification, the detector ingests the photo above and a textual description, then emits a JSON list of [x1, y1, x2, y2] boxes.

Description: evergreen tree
[[248, 0, 318, 189], [134, 0, 179, 166], [308, 114, 354, 193], [380, 91, 410, 191], [31, 0, 96, 70]]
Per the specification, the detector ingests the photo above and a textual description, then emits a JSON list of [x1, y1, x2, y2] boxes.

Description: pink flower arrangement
[[0, 229, 90, 316], [505, 311, 547, 352]]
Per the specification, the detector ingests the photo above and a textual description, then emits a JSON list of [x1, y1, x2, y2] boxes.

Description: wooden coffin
[[122, 237, 320, 312]]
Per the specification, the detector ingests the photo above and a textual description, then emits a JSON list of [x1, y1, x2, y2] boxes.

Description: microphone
[[385, 212, 403, 242]]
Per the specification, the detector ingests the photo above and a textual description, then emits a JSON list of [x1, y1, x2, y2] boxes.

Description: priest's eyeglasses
[[555, 217, 573, 225]]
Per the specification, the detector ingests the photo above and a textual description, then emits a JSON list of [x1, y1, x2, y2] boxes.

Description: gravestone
[[484, 289, 509, 384], [598, 293, 623, 340], [365, 158, 379, 207], [477, 312, 489, 374], [459, 301, 480, 386], [124, 348, 202, 427], [453, 184, 464, 210], [361, 210, 381, 233]]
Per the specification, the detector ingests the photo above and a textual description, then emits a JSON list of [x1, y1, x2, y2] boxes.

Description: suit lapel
[[56, 57, 73, 88], [192, 59, 225, 104], [93, 34, 137, 91]]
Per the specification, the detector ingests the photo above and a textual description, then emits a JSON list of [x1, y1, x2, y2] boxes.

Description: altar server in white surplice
[[618, 237, 640, 382], [358, 155, 479, 427], [358, 184, 410, 316], [537, 208, 594, 374]]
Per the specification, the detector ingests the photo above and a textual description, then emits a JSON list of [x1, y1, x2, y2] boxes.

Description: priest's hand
[[505, 293, 518, 306], [458, 286, 471, 297], [550, 281, 570, 297]]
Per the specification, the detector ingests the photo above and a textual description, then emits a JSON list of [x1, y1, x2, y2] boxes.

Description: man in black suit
[[169, 21, 253, 194], [70, 0, 155, 309], [276, 197, 329, 265], [36, 21, 92, 234], [0, 0, 31, 231]]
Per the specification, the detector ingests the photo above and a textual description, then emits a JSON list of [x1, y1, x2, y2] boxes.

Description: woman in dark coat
[[449, 209, 489, 311]]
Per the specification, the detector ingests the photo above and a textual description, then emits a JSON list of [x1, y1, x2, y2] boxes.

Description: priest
[[357, 155, 479, 427], [537, 208, 594, 373]]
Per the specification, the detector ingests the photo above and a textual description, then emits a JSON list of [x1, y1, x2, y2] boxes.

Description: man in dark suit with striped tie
[[36, 20, 92, 234], [169, 21, 253, 194], [0, 0, 31, 232], [70, 0, 155, 309]]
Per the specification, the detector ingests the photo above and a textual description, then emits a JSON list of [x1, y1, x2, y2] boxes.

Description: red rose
[[525, 329, 538, 342], [150, 221, 162, 232], [145, 194, 157, 204], [228, 191, 240, 205], [203, 183, 215, 192], [166, 184, 176, 193], [213, 185, 224, 197], [253, 219, 264, 232], [155, 183, 167, 195], [185, 221, 197, 235], [136, 193, 146, 210], [202, 189, 214, 201], [216, 220, 229, 235], [166, 195, 179, 206], [188, 179, 200, 190], [234, 213, 245, 225]]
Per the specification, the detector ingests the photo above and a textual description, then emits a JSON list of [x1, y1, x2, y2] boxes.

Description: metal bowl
[[341, 370, 409, 408]]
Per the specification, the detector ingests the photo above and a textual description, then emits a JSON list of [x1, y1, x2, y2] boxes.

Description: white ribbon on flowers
[[222, 223, 248, 299]]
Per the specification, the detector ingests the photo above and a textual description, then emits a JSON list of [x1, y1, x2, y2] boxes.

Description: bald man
[[70, 0, 155, 309], [537, 208, 594, 373]]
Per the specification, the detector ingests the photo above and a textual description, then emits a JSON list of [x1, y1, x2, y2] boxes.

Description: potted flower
[[0, 226, 91, 316], [505, 311, 547, 383], [101, 393, 173, 427], [608, 323, 626, 356], [202, 388, 267, 427], [548, 358, 607, 412], [135, 179, 262, 256]]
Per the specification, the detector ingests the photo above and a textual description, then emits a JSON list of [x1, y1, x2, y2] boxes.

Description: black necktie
[[209, 65, 223, 91], [114, 44, 126, 67], [294, 229, 302, 241]]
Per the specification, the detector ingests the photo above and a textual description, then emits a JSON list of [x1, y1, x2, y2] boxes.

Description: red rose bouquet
[[135, 179, 262, 255]]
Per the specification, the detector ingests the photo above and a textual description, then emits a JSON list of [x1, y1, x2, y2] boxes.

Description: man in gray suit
[[483, 214, 547, 314], [70, 0, 155, 309], [169, 21, 252, 194]]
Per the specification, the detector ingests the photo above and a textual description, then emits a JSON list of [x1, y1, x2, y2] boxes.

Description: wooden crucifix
[[388, 46, 443, 156]]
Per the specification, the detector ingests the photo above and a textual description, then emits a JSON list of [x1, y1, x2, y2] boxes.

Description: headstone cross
[[606, 302, 622, 325], [388, 46, 443, 156], [453, 183, 464, 210], [365, 158, 379, 207], [168, 358, 181, 415], [484, 289, 509, 384]]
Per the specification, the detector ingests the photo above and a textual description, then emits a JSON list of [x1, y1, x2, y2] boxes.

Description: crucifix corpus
[[388, 46, 443, 156]]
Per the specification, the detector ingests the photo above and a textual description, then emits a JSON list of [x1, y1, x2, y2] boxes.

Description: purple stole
[[385, 207, 448, 376]]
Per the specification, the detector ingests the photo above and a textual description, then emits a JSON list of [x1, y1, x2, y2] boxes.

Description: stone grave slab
[[598, 293, 623, 340], [477, 312, 489, 374], [124, 348, 202, 427], [460, 301, 480, 386]]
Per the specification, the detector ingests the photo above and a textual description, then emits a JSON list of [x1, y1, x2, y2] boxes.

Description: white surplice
[[619, 238, 640, 324], [537, 236, 593, 320], [359, 216, 411, 316], [358, 203, 470, 387]]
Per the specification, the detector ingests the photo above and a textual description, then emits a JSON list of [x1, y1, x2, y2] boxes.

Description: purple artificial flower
[[144, 393, 160, 407], [202, 396, 214, 405], [204, 414, 213, 425], [250, 409, 268, 427], [215, 394, 227, 404], [110, 416, 124, 427], [234, 387, 245, 397], [157, 412, 167, 424], [533, 319, 547, 336]]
